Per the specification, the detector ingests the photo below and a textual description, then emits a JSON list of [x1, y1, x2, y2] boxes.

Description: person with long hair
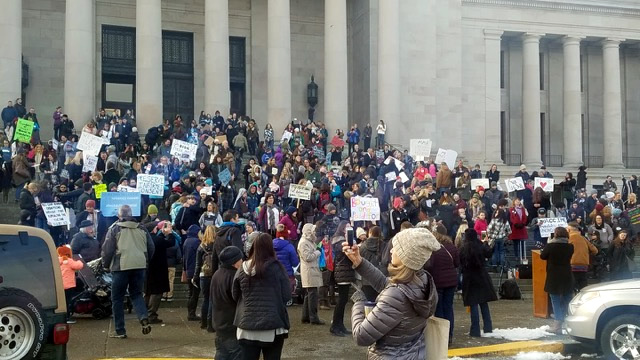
[[608, 230, 635, 281], [297, 223, 325, 325], [509, 198, 528, 262], [486, 208, 511, 270], [588, 214, 614, 250], [460, 228, 497, 337], [540, 227, 574, 335], [193, 225, 216, 332], [258, 193, 281, 236], [233, 233, 291, 359], [343, 227, 439, 358], [329, 220, 356, 337]]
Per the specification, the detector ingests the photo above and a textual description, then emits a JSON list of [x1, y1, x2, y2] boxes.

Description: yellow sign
[[93, 183, 107, 199]]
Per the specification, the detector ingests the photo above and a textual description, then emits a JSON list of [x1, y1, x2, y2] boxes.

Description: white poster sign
[[434, 148, 458, 169], [538, 217, 568, 238], [136, 174, 165, 196], [41, 202, 70, 227], [288, 184, 312, 200], [201, 186, 213, 195], [117, 185, 139, 192], [505, 177, 526, 192], [385, 172, 397, 182], [82, 154, 98, 173], [350, 196, 380, 221], [77, 132, 108, 156], [470, 178, 490, 190], [409, 139, 432, 158], [170, 139, 197, 161], [398, 172, 410, 183], [535, 177, 554, 192]]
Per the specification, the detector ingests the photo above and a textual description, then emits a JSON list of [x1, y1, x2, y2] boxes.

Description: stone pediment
[[463, 0, 640, 16]]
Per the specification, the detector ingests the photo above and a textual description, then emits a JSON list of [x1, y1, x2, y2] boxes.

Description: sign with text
[[218, 168, 232, 186], [136, 174, 165, 197], [409, 139, 432, 158], [505, 177, 526, 192], [288, 184, 312, 200], [14, 118, 34, 143], [77, 132, 108, 156], [117, 185, 139, 192], [538, 217, 568, 238], [100, 192, 141, 217], [170, 139, 197, 161], [93, 183, 107, 199], [82, 154, 98, 173], [41, 202, 69, 227], [534, 177, 554, 192], [350, 196, 381, 221], [434, 148, 458, 169], [470, 178, 490, 190]]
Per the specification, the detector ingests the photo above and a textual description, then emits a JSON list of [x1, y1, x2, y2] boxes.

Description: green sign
[[14, 118, 34, 143]]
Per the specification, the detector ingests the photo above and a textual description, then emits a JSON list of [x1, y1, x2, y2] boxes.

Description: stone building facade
[[1, 0, 640, 168]]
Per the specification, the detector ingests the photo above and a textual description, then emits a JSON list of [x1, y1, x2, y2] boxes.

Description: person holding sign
[[540, 227, 574, 335]]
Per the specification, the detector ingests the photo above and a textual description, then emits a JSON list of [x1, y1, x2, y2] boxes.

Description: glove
[[351, 290, 367, 303]]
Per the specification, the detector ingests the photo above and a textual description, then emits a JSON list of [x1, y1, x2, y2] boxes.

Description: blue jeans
[[200, 276, 212, 327], [35, 217, 49, 232], [469, 302, 493, 336], [111, 269, 149, 335], [435, 286, 456, 340], [376, 134, 385, 148], [15, 182, 26, 202], [549, 292, 573, 323], [491, 238, 505, 267]]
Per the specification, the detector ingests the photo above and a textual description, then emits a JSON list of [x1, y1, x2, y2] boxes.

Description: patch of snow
[[513, 352, 570, 360], [448, 357, 480, 360], [482, 325, 555, 341], [580, 354, 598, 358]]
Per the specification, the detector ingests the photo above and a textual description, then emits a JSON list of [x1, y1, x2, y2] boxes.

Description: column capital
[[522, 32, 545, 43], [602, 37, 625, 48], [484, 29, 503, 40], [562, 35, 585, 46]]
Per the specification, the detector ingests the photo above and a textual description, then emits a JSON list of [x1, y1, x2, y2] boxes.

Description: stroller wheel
[[92, 308, 106, 319]]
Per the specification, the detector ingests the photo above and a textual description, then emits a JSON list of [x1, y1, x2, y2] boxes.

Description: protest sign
[[93, 183, 107, 199], [41, 202, 69, 227], [394, 159, 404, 171], [385, 172, 397, 182], [505, 177, 525, 192], [77, 132, 107, 156], [219, 168, 232, 186], [538, 217, 568, 238], [136, 174, 165, 197], [350, 196, 381, 221], [100, 192, 141, 217], [399, 172, 410, 183], [288, 184, 312, 200], [409, 139, 432, 158], [271, 167, 278, 176], [14, 118, 34, 143], [201, 186, 213, 195], [83, 154, 98, 173], [215, 135, 227, 144], [535, 177, 554, 192], [51, 139, 59, 149], [434, 148, 458, 169], [170, 139, 198, 161], [470, 178, 490, 190], [204, 136, 214, 147], [117, 185, 139, 192], [630, 207, 640, 225]]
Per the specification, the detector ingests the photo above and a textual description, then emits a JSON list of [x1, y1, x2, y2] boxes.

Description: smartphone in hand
[[346, 226, 355, 247]]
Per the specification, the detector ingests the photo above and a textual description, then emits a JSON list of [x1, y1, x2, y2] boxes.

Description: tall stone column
[[205, 0, 230, 116], [267, 0, 291, 135], [602, 38, 625, 168], [324, 0, 348, 134], [136, 0, 163, 133], [377, 0, 400, 145], [484, 30, 504, 164], [521, 33, 544, 167], [562, 36, 584, 168], [0, 0, 22, 105], [64, 0, 95, 124]]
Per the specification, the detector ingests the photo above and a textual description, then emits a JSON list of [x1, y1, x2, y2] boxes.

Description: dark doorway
[[230, 37, 246, 116], [162, 30, 194, 123], [101, 25, 136, 112]]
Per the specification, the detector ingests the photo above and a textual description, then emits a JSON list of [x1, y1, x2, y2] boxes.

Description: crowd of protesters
[[2, 97, 638, 358]]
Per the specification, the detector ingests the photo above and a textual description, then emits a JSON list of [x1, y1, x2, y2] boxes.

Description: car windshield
[[0, 234, 58, 309]]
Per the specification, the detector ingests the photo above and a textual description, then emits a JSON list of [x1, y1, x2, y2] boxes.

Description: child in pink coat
[[57, 246, 84, 320]]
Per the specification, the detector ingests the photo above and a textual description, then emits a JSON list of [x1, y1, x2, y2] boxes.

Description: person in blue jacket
[[273, 224, 300, 306], [182, 224, 201, 321]]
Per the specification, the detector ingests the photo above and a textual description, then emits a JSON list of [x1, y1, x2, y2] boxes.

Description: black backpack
[[499, 279, 522, 300], [201, 245, 214, 277]]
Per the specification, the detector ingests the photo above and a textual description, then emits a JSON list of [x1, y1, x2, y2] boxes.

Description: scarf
[[267, 204, 276, 230]]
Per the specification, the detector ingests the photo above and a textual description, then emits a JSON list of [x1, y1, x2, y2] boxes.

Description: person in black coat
[[459, 228, 497, 337], [608, 230, 635, 281], [330, 221, 356, 337], [175, 195, 202, 235], [540, 227, 574, 334], [211, 246, 244, 360], [576, 166, 587, 191], [232, 233, 291, 359], [145, 221, 175, 324], [19, 182, 38, 226]]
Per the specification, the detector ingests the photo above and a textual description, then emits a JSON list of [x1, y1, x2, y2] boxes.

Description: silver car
[[566, 279, 640, 359]]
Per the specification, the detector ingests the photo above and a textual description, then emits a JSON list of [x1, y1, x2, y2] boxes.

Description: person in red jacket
[[279, 206, 299, 244], [509, 198, 529, 262]]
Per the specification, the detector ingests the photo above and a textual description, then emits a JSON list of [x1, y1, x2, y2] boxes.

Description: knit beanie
[[391, 228, 441, 271], [219, 246, 243, 267], [148, 204, 158, 215]]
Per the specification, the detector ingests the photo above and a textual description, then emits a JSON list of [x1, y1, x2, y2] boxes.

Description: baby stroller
[[69, 258, 113, 319], [589, 240, 609, 281]]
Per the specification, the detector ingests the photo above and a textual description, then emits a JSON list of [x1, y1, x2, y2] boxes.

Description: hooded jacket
[[102, 219, 155, 271], [210, 262, 239, 336], [213, 222, 245, 273], [351, 259, 436, 359], [182, 225, 201, 278], [70, 231, 100, 262], [273, 237, 299, 276]]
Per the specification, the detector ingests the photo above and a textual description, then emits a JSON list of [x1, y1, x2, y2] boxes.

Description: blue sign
[[100, 192, 142, 217], [219, 168, 232, 186]]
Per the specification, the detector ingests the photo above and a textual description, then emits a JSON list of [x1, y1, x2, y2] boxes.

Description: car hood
[[581, 279, 640, 292]]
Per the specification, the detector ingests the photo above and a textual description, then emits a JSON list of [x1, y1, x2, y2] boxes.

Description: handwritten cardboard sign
[[350, 196, 380, 221], [288, 184, 312, 200], [435, 148, 458, 169], [535, 177, 554, 192], [505, 177, 525, 192], [136, 174, 165, 197], [409, 139, 432, 158], [538, 217, 568, 237], [170, 139, 197, 161], [41, 202, 70, 227], [77, 132, 108, 156], [14, 118, 34, 143]]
